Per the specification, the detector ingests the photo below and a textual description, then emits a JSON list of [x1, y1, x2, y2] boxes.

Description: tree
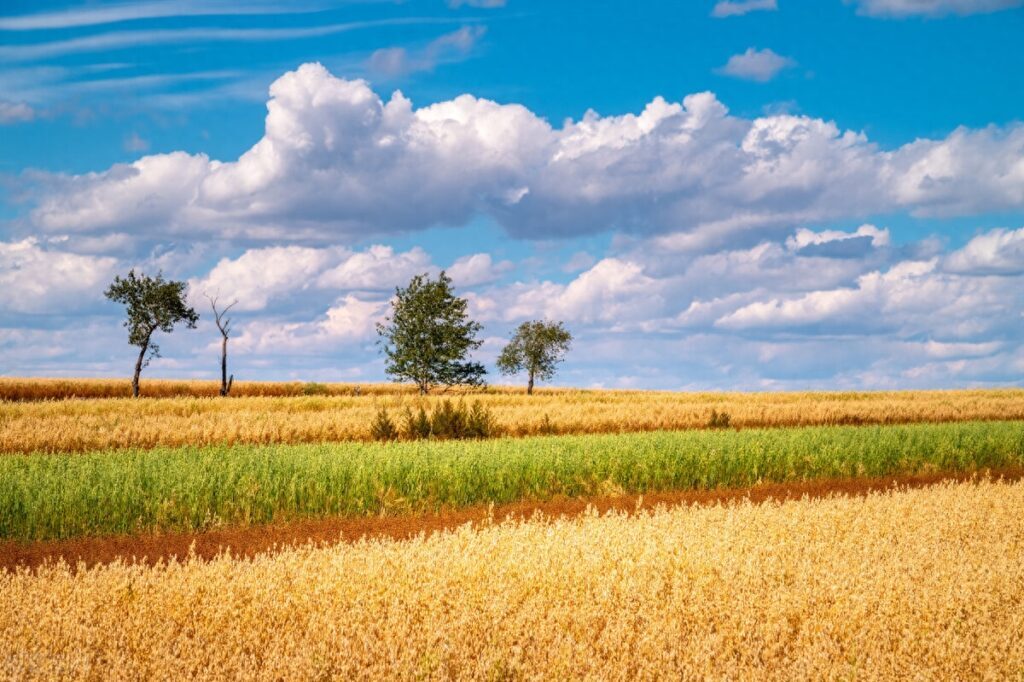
[[496, 320, 572, 395], [376, 271, 486, 394], [105, 270, 198, 398], [207, 294, 238, 397]]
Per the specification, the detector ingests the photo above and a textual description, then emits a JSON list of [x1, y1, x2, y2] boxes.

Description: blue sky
[[2, 0, 1024, 389]]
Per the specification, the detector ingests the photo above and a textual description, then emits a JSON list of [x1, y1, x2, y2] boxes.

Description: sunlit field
[[4, 479, 1023, 680], [3, 378, 1024, 453], [4, 381, 1024, 680]]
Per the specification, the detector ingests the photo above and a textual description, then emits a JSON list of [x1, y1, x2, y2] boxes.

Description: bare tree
[[207, 294, 238, 397]]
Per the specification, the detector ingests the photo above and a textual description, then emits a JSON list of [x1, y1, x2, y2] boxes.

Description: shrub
[[370, 407, 399, 441], [403, 406, 432, 440], [302, 382, 329, 396], [708, 409, 731, 429], [466, 401, 495, 439]]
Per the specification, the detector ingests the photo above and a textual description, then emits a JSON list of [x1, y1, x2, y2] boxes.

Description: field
[[3, 379, 1024, 453], [3, 381, 1024, 679], [4, 480, 1024, 679]]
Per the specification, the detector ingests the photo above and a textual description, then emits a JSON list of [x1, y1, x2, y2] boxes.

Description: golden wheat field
[[2, 478, 1022, 680], [3, 379, 1024, 453]]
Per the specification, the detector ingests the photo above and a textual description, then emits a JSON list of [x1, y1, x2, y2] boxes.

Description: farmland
[[3, 379, 1024, 453], [3, 479, 1023, 679], [3, 383, 1024, 679], [3, 421, 1023, 541]]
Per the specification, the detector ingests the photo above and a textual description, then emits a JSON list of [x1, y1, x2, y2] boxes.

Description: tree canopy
[[105, 270, 198, 397], [497, 320, 572, 394], [376, 271, 486, 394]]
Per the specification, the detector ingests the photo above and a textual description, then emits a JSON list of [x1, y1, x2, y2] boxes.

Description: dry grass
[[2, 383, 1023, 453], [0, 377, 412, 401], [2, 478, 1023, 680]]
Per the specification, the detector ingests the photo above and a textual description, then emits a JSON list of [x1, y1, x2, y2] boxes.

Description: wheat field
[[3, 382, 1024, 453], [3, 478, 1022, 680]]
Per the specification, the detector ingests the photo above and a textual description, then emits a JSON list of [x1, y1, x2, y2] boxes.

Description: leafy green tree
[[497, 320, 572, 395], [376, 271, 486, 394], [105, 270, 199, 397]]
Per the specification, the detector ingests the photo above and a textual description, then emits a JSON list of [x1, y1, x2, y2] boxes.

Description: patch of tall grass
[[2, 421, 1022, 541]]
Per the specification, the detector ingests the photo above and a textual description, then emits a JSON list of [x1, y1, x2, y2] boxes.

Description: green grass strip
[[2, 421, 1023, 541]]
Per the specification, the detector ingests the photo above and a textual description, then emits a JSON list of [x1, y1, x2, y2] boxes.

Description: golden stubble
[[3, 385, 1024, 453], [3, 478, 1023, 680]]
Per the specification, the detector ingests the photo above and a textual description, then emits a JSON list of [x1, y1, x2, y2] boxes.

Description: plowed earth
[[4, 467, 1022, 573]]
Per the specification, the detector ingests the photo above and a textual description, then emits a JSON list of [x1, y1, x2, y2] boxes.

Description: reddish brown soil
[[3, 468, 1022, 573]]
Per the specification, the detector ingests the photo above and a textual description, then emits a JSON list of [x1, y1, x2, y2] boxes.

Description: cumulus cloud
[[0, 239, 118, 313], [232, 295, 388, 354], [447, 252, 512, 286], [716, 47, 796, 82], [712, 0, 778, 17], [316, 245, 432, 290], [18, 63, 1024, 252], [944, 227, 1024, 275], [849, 0, 1024, 17]]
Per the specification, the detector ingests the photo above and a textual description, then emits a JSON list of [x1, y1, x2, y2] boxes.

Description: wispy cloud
[[0, 17, 465, 63], [0, 1, 333, 31], [368, 25, 486, 77], [711, 0, 778, 18], [0, 100, 35, 124]]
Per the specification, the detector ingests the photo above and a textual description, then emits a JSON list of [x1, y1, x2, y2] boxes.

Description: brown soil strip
[[4, 467, 1023, 573]]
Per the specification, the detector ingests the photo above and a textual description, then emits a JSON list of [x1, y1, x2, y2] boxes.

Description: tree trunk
[[220, 335, 230, 396], [131, 340, 148, 398], [527, 370, 535, 395]]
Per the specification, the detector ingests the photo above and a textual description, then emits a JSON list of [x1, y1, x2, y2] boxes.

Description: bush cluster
[[371, 400, 497, 441]]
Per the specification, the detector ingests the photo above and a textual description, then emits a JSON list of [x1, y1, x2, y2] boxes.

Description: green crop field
[[3, 420, 1022, 542]]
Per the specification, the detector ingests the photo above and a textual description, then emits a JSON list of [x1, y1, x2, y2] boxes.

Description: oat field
[[3, 479, 1023, 680], [3, 379, 1024, 453], [4, 382, 1024, 679]]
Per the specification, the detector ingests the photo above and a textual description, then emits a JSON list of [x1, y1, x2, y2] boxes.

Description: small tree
[[105, 270, 198, 398], [376, 271, 486, 395], [207, 294, 238, 397], [497, 320, 572, 395]]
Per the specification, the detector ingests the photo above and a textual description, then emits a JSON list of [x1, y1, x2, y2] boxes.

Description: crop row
[[3, 479, 1022, 679], [3, 387, 1024, 453], [2, 421, 1022, 541]]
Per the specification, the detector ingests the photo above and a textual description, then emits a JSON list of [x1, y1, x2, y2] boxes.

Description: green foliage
[[392, 400, 496, 440], [370, 406, 399, 441], [403, 406, 432, 439], [104, 270, 199, 363], [302, 382, 329, 396], [708, 409, 731, 429], [376, 271, 486, 394], [3, 421, 1023, 541], [497, 320, 572, 393]]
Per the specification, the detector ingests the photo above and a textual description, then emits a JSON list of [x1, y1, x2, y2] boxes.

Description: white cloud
[[944, 227, 1024, 275], [0, 239, 118, 313], [232, 294, 387, 354], [316, 245, 433, 290], [189, 245, 341, 311], [190, 244, 436, 311], [19, 63, 1024, 250], [849, 0, 1023, 17], [716, 47, 796, 82], [368, 26, 486, 77], [0, 100, 35, 124], [711, 0, 778, 17], [0, 2, 331, 30], [447, 252, 512, 286]]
